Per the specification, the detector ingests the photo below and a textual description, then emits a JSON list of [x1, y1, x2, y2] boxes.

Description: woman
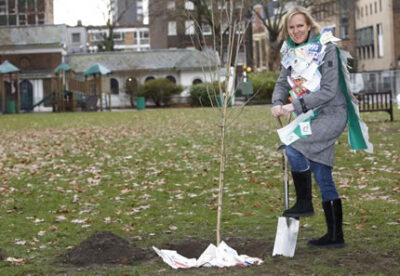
[[271, 6, 348, 248]]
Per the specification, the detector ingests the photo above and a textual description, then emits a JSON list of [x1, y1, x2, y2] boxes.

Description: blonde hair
[[280, 6, 321, 42]]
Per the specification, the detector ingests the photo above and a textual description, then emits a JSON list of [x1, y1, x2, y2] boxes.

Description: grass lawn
[[0, 106, 399, 275]]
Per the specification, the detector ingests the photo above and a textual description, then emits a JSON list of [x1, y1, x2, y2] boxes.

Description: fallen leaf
[[6, 257, 25, 265], [168, 225, 178, 231], [55, 215, 67, 222], [71, 219, 88, 224], [15, 240, 26, 245], [103, 217, 115, 224], [356, 223, 364, 230]]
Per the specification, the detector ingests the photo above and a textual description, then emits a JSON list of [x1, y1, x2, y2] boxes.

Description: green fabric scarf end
[[336, 48, 368, 150]]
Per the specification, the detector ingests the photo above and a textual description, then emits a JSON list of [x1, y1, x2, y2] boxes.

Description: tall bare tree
[[184, 0, 255, 245], [97, 0, 137, 52]]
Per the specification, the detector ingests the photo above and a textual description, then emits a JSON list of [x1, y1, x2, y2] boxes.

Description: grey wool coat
[[272, 33, 347, 167]]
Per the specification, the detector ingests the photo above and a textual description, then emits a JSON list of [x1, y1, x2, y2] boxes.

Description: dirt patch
[[0, 248, 6, 260], [60, 232, 270, 269], [62, 231, 154, 266], [162, 236, 272, 259]]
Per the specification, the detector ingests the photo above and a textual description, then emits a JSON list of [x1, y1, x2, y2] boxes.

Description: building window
[[27, 14, 35, 24], [202, 23, 212, 35], [217, 0, 227, 9], [72, 33, 81, 43], [379, 0, 382, 11], [38, 13, 44, 24], [90, 31, 107, 42], [27, 0, 35, 12], [185, 1, 194, 10], [126, 77, 137, 92], [167, 1, 175, 10], [193, 78, 202, 85], [37, 0, 45, 11], [168, 21, 177, 36], [18, 0, 26, 12], [110, 78, 119, 95], [374, 2, 377, 13], [355, 26, 374, 48], [0, 15, 6, 25], [377, 23, 383, 58], [370, 4, 372, 14], [0, 0, 6, 13], [185, 20, 195, 35], [19, 14, 26, 25], [8, 0, 16, 13], [139, 30, 149, 45], [166, 75, 176, 83], [9, 14, 16, 25], [340, 17, 349, 40], [145, 76, 155, 82], [112, 31, 124, 41]]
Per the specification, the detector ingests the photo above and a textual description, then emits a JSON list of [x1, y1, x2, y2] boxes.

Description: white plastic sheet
[[153, 241, 263, 269]]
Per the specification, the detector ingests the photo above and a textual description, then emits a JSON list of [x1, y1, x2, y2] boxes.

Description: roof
[[83, 63, 111, 76], [54, 62, 71, 73], [0, 60, 20, 74], [67, 49, 220, 73], [0, 25, 68, 49]]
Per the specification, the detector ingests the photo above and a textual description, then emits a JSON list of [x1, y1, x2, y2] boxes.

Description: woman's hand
[[271, 105, 283, 117], [271, 104, 294, 117], [282, 103, 294, 114]]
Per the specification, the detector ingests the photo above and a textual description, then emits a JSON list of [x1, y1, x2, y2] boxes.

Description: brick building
[[0, 24, 67, 112], [0, 0, 53, 26]]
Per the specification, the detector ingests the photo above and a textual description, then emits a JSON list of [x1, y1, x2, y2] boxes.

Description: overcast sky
[[54, 0, 109, 26]]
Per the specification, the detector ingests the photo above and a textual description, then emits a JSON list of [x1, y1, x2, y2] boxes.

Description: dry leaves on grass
[[6, 257, 25, 265]]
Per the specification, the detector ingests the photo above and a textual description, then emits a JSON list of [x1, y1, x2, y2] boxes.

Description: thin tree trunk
[[216, 102, 228, 245]]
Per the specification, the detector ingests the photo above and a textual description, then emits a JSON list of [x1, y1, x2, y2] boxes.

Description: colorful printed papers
[[280, 28, 340, 101]]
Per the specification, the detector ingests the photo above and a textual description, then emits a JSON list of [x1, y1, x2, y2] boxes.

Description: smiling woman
[[53, 0, 108, 26], [287, 13, 311, 45]]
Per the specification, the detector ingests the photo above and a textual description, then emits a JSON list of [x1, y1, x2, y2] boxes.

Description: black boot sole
[[282, 210, 314, 217], [307, 241, 345, 248]]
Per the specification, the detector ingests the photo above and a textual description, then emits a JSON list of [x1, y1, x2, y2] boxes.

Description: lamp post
[[242, 65, 252, 100]]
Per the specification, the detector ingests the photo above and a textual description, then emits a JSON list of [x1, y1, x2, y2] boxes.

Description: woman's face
[[288, 13, 311, 44]]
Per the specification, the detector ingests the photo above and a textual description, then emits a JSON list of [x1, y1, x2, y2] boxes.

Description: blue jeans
[[285, 146, 339, 201]]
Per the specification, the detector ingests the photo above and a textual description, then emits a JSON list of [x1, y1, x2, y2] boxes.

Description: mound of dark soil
[[63, 231, 153, 266], [163, 236, 271, 259], [0, 248, 6, 260]]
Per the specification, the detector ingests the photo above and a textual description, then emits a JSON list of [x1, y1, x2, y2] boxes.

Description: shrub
[[246, 71, 279, 104], [143, 78, 183, 107], [189, 82, 221, 107], [126, 85, 145, 108]]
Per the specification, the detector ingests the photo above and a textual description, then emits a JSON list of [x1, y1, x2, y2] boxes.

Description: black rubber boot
[[282, 169, 314, 217], [308, 198, 345, 248]]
